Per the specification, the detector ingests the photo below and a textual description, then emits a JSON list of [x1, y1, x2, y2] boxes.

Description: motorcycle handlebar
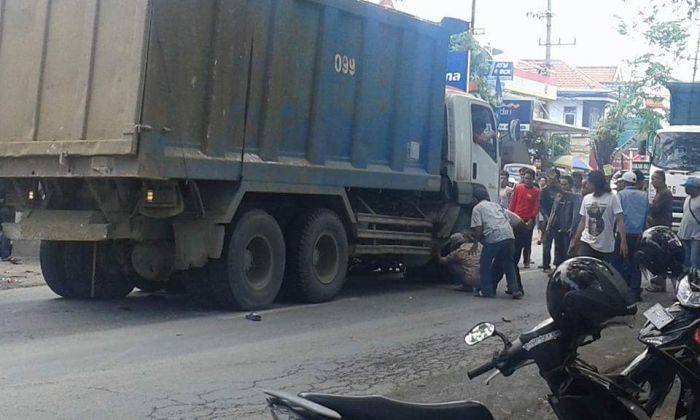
[[467, 359, 496, 379], [467, 339, 524, 380]]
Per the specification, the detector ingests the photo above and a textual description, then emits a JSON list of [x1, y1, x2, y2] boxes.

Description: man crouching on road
[[469, 188, 523, 299], [438, 231, 481, 293]]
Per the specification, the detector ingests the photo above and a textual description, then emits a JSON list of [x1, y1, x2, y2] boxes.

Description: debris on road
[[246, 312, 262, 322], [0, 260, 45, 290]]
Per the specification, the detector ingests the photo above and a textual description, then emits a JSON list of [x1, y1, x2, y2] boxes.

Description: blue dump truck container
[[668, 82, 700, 126], [0, 0, 499, 310]]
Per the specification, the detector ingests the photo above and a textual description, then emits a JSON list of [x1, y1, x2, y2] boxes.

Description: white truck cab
[[444, 89, 501, 203], [647, 125, 700, 228]]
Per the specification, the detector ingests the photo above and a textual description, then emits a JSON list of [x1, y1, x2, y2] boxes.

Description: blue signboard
[[496, 100, 533, 132], [489, 61, 514, 80], [445, 51, 468, 91]]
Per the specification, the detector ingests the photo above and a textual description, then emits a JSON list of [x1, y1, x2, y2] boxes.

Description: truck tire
[[211, 209, 286, 310], [285, 209, 349, 303], [39, 241, 76, 298], [62, 242, 135, 299]]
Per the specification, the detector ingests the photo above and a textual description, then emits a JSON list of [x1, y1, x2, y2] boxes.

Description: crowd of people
[[439, 164, 700, 302]]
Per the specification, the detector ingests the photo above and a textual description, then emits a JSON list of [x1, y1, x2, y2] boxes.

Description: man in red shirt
[[509, 169, 540, 269]]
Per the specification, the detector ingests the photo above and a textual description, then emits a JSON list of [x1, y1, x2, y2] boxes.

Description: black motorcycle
[[619, 273, 700, 419], [264, 317, 651, 419]]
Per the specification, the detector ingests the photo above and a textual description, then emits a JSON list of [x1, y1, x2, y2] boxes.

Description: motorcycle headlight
[[677, 277, 700, 308]]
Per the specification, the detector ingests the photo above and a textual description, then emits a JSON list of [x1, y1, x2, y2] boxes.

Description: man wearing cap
[[615, 171, 648, 301], [679, 177, 700, 269]]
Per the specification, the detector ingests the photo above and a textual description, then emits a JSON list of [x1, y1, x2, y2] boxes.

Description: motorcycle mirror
[[464, 322, 496, 346]]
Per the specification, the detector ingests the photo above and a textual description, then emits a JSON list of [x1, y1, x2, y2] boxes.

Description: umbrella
[[553, 155, 591, 171]]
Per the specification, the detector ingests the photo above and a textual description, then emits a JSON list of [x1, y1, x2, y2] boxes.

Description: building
[[522, 60, 618, 129], [577, 66, 622, 90], [517, 60, 620, 167], [496, 62, 589, 168]]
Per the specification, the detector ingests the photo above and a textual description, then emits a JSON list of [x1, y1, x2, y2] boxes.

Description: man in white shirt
[[499, 171, 513, 208], [679, 177, 700, 269], [569, 170, 628, 263], [469, 189, 522, 299]]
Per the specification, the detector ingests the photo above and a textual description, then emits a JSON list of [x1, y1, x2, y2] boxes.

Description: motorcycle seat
[[300, 393, 494, 420]]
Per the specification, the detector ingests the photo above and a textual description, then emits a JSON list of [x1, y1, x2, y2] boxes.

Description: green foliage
[[527, 133, 571, 165], [645, 20, 689, 58], [449, 32, 496, 105], [592, 0, 698, 165]]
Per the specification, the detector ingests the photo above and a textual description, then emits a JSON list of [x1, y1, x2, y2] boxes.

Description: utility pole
[[471, 0, 477, 35], [545, 0, 552, 67], [465, 0, 476, 92], [528, 0, 576, 71], [693, 26, 700, 82]]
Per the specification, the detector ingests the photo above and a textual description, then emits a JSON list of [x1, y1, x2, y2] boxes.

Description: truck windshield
[[654, 132, 700, 171]]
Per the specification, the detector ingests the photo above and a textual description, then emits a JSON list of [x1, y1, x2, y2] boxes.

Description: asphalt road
[[0, 257, 675, 419]]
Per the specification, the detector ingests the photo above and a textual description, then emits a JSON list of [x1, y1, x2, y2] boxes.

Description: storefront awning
[[532, 118, 590, 135]]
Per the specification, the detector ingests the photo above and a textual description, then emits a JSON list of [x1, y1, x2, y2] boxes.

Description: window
[[564, 106, 577, 126], [653, 133, 700, 171], [471, 105, 497, 161]]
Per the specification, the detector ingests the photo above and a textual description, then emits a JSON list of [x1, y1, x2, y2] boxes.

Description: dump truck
[[0, 0, 500, 310]]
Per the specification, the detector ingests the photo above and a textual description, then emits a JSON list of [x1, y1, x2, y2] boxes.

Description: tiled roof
[[521, 59, 608, 91], [577, 66, 619, 84]]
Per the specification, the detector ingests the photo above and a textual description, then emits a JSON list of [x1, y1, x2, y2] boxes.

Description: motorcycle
[[619, 273, 700, 418], [264, 316, 651, 419]]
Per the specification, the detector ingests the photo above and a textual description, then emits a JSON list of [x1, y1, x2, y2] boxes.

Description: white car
[[503, 163, 537, 186]]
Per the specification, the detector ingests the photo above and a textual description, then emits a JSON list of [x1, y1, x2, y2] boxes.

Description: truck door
[[469, 103, 500, 201], [445, 94, 500, 203]]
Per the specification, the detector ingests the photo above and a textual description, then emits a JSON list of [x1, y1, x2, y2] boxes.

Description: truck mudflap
[[2, 210, 114, 241]]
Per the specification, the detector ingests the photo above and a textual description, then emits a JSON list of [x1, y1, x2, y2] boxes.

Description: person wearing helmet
[[547, 257, 637, 334], [678, 177, 700, 269]]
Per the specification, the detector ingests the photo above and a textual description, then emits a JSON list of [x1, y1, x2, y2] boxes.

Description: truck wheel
[[39, 241, 76, 298], [286, 209, 349, 303], [211, 209, 285, 310], [62, 242, 135, 299]]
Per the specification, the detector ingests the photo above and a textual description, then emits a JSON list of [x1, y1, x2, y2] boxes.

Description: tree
[[592, 0, 699, 166], [449, 32, 496, 105], [527, 133, 570, 166]]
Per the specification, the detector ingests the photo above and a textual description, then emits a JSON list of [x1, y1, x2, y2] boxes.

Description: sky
[[381, 0, 697, 81]]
